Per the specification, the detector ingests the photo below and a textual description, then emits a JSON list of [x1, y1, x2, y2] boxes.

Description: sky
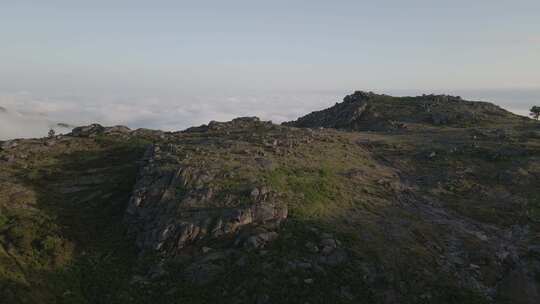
[[1, 0, 539, 139]]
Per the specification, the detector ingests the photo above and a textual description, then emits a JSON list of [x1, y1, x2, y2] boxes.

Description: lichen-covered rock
[[125, 139, 288, 255]]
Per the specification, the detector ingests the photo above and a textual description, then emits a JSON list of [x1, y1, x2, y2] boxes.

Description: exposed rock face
[[285, 91, 521, 131], [125, 138, 287, 255], [103, 125, 131, 134], [183, 116, 267, 133], [70, 124, 133, 137], [284, 91, 374, 130], [70, 124, 106, 137]]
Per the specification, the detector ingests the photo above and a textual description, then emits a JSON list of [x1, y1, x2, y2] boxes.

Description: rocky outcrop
[[103, 125, 131, 134], [285, 91, 521, 131], [70, 124, 106, 137], [125, 143, 287, 255], [183, 116, 269, 133], [283, 91, 374, 130], [70, 124, 133, 137]]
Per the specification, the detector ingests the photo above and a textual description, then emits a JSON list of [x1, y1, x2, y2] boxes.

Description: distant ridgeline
[[284, 91, 524, 131]]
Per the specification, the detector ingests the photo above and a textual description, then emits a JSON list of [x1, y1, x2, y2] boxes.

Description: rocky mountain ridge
[[285, 91, 523, 131], [1, 92, 540, 303]]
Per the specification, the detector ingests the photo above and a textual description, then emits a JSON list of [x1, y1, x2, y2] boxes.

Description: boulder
[[70, 124, 105, 137]]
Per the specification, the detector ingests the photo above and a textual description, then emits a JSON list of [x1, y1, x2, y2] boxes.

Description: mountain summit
[[285, 91, 522, 131]]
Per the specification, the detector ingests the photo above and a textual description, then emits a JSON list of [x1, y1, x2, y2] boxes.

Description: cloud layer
[[1, 88, 538, 141], [0, 90, 343, 140]]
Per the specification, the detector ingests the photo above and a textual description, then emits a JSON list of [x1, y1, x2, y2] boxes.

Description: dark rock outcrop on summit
[[183, 116, 266, 133], [285, 91, 523, 131], [70, 123, 106, 137]]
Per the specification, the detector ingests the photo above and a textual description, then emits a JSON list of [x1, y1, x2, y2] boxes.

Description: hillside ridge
[[1, 92, 539, 303], [284, 91, 523, 131]]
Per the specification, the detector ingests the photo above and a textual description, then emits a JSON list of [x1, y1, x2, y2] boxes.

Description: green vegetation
[[0, 136, 150, 303], [1, 93, 539, 303], [266, 166, 344, 218], [531, 105, 540, 120]]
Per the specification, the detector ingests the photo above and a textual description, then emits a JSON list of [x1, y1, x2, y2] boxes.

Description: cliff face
[[1, 93, 540, 304]]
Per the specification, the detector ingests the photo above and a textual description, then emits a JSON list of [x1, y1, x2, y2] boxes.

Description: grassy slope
[[0, 116, 539, 303], [0, 136, 149, 303], [127, 121, 517, 303], [120, 125, 390, 303]]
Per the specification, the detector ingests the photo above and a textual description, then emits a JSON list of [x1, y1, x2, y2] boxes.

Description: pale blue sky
[[0, 1, 539, 138]]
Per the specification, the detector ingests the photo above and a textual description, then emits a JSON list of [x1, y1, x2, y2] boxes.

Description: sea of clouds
[[0, 90, 344, 140], [1, 89, 538, 140]]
